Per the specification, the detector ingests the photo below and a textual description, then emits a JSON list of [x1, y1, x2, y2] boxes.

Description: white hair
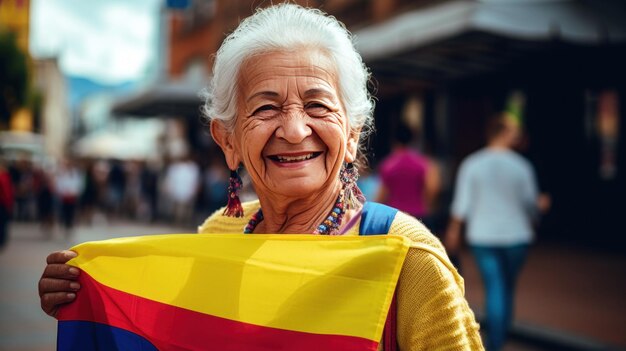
[[202, 3, 375, 139]]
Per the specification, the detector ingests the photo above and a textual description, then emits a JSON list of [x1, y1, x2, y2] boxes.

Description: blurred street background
[[1, 0, 625, 350]]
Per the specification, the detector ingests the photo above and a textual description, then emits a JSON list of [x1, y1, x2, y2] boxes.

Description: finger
[[42, 263, 80, 280], [38, 277, 80, 295], [41, 292, 76, 317], [46, 250, 77, 264]]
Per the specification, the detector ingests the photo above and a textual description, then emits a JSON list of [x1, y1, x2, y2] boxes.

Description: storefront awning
[[111, 80, 205, 117], [72, 120, 164, 160], [354, 0, 626, 87], [0, 131, 47, 163], [356, 0, 625, 61]]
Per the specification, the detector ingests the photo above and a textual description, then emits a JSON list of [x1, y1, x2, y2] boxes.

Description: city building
[[32, 58, 70, 161]]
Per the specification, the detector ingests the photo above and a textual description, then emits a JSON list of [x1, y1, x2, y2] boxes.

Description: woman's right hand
[[38, 250, 81, 317]]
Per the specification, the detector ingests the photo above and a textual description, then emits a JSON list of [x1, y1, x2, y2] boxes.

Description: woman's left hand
[[38, 250, 81, 317]]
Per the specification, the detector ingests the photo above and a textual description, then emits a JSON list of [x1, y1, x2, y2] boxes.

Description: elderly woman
[[39, 4, 483, 350]]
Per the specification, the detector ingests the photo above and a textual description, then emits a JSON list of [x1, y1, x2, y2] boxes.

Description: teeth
[[276, 153, 315, 162]]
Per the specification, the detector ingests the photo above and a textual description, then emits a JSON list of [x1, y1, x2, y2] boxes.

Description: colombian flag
[[57, 234, 411, 350]]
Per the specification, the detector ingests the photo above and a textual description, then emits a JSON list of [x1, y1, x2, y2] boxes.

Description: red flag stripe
[[58, 272, 379, 351]]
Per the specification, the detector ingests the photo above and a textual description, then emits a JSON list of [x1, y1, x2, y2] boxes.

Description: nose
[[275, 110, 312, 143]]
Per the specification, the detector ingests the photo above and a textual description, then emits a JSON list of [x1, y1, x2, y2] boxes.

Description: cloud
[[30, 0, 160, 84]]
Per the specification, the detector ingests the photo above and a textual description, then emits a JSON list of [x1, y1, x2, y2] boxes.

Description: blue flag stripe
[[57, 320, 158, 351]]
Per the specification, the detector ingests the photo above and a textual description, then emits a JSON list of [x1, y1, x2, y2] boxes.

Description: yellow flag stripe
[[67, 234, 410, 341]]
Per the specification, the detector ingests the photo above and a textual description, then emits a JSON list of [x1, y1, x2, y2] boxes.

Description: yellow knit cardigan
[[198, 201, 484, 351]]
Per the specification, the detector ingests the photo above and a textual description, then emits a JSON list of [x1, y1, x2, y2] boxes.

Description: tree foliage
[[0, 29, 29, 126]]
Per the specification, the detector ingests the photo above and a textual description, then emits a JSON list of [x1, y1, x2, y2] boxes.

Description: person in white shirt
[[164, 155, 200, 224], [54, 160, 84, 236], [445, 114, 547, 351]]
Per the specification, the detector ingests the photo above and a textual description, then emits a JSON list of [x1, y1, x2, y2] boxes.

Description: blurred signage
[[596, 91, 620, 181], [166, 0, 190, 10]]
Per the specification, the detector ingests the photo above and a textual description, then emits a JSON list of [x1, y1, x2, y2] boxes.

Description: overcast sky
[[30, 0, 161, 84]]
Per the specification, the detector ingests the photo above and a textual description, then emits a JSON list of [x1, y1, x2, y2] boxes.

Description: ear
[[210, 119, 241, 170], [344, 127, 361, 163]]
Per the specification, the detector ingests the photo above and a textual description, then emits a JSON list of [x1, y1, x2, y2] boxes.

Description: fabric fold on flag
[[57, 234, 411, 351]]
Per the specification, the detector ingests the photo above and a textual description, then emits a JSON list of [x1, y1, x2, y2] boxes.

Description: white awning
[[0, 131, 47, 163], [111, 79, 206, 117], [354, 0, 626, 61], [72, 120, 164, 160]]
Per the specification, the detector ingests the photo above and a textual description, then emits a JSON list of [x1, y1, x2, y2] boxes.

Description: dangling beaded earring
[[223, 169, 244, 217], [340, 162, 366, 210]]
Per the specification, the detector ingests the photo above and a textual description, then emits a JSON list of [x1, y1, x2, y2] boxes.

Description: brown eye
[[253, 105, 279, 117], [305, 103, 329, 117]]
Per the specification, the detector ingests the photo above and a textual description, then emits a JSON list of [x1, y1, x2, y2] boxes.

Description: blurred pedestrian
[[445, 113, 542, 351], [139, 161, 159, 222], [92, 160, 110, 223], [356, 166, 380, 202], [106, 159, 126, 218], [376, 125, 441, 224], [12, 157, 36, 220], [80, 161, 98, 225], [34, 166, 54, 236], [122, 160, 143, 220], [54, 160, 84, 237], [201, 153, 228, 215], [164, 154, 200, 224], [0, 160, 14, 250]]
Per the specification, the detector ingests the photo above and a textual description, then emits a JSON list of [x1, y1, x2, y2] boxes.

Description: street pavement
[[460, 243, 626, 351], [1, 219, 624, 351]]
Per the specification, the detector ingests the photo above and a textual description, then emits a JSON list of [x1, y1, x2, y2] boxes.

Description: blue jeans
[[471, 244, 529, 351]]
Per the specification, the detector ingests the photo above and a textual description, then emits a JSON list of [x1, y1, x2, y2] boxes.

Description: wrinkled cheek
[[239, 132, 270, 178], [318, 123, 347, 153], [323, 142, 346, 173]]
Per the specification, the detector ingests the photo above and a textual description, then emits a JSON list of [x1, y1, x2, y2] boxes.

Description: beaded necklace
[[244, 191, 346, 235]]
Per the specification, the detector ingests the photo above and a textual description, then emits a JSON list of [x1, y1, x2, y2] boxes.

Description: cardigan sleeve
[[197, 200, 260, 233], [391, 212, 484, 351]]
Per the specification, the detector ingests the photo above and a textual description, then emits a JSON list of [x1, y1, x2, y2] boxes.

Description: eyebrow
[[246, 88, 336, 102], [246, 91, 279, 102], [303, 88, 334, 99]]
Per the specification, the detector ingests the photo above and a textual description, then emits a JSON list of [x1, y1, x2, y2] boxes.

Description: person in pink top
[[376, 126, 440, 221], [0, 160, 14, 250]]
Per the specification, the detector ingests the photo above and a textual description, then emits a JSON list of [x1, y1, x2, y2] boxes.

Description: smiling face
[[211, 49, 359, 200]]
